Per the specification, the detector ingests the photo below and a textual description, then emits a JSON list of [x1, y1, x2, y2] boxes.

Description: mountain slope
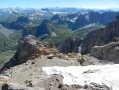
[[71, 11, 119, 30], [82, 15, 119, 54], [0, 25, 22, 55]]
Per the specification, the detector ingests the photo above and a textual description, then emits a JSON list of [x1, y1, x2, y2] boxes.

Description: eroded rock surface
[[91, 41, 119, 63]]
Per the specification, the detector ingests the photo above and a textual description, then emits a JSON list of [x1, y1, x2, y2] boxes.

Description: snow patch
[[42, 64, 119, 90]]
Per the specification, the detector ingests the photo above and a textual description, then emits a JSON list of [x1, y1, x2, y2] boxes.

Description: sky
[[0, 0, 119, 9]]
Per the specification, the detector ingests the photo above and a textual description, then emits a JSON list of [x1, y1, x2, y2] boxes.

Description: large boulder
[[15, 35, 44, 62], [90, 41, 119, 63]]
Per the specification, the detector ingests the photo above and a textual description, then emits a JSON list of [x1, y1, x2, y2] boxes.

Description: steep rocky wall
[[60, 38, 83, 54], [81, 15, 119, 54]]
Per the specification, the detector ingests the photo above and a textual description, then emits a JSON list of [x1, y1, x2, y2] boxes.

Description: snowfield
[[42, 64, 119, 90]]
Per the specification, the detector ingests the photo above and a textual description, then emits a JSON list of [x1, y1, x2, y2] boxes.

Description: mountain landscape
[[0, 6, 119, 90], [0, 8, 118, 51]]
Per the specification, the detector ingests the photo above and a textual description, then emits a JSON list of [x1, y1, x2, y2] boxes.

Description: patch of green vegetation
[[0, 32, 7, 52], [75, 24, 105, 38], [3, 30, 23, 51], [47, 24, 77, 44], [0, 31, 22, 66], [0, 50, 15, 66], [41, 23, 105, 47], [37, 23, 101, 46]]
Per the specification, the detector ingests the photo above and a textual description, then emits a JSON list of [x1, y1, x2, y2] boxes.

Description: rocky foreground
[[0, 35, 113, 90]]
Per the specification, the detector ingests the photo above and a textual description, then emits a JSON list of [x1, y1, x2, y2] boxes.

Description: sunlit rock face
[[42, 64, 119, 90], [90, 41, 119, 63]]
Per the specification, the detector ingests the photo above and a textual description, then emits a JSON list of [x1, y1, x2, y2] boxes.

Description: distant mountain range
[[0, 7, 119, 54], [0, 7, 119, 23]]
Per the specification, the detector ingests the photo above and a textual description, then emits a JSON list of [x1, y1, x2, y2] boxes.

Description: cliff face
[[81, 15, 119, 54], [60, 38, 83, 54]]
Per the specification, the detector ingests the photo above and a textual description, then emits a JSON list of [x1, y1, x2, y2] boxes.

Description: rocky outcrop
[[1, 35, 44, 69], [81, 15, 119, 54], [90, 41, 119, 63], [2, 83, 45, 90], [0, 35, 59, 71]]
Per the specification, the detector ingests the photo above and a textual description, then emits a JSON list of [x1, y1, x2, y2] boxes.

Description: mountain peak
[[51, 14, 60, 21], [41, 19, 51, 25]]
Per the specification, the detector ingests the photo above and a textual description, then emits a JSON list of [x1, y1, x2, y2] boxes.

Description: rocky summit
[[0, 35, 59, 71]]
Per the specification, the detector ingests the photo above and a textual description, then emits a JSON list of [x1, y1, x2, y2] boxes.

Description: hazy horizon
[[0, 7, 119, 9], [0, 0, 119, 9]]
